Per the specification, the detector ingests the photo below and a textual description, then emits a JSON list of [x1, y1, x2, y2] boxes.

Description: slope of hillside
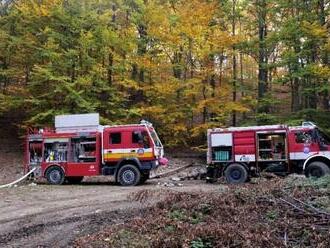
[[0, 118, 24, 184]]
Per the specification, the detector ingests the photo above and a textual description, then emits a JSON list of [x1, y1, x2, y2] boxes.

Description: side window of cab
[[110, 132, 121, 145], [132, 130, 150, 148], [295, 131, 312, 144]]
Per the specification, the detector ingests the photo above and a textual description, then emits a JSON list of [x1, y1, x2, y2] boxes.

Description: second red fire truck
[[25, 113, 167, 186], [207, 122, 330, 183]]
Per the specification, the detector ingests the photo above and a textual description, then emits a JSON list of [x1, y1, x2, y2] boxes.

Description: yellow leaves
[[324, 39, 330, 53], [134, 55, 158, 71], [80, 31, 94, 47], [151, 80, 181, 96], [302, 21, 328, 40], [145, 0, 218, 49], [177, 0, 217, 39], [140, 105, 166, 116], [117, 79, 141, 91], [190, 123, 211, 137], [17, 0, 63, 17], [307, 64, 330, 79], [224, 101, 250, 113], [195, 97, 250, 117]]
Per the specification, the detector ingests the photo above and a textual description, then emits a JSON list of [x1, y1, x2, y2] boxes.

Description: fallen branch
[[291, 196, 330, 217], [150, 163, 196, 179], [280, 190, 330, 217], [279, 198, 307, 214]]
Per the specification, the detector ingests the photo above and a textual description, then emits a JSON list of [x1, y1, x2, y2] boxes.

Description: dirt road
[[0, 177, 223, 248]]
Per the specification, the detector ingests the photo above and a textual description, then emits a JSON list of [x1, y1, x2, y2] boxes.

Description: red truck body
[[25, 114, 166, 186], [207, 122, 330, 183]]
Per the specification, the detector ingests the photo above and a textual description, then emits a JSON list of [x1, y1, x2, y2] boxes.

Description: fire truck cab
[[207, 122, 330, 183], [25, 113, 167, 186]]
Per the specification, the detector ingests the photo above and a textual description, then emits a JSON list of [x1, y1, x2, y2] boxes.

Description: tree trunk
[[291, 78, 300, 112], [257, 0, 268, 113], [318, 0, 329, 109], [232, 0, 237, 126], [108, 51, 113, 85]]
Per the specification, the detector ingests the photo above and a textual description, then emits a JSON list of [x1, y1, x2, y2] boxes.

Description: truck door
[[103, 130, 126, 162], [131, 130, 154, 160], [288, 130, 319, 160]]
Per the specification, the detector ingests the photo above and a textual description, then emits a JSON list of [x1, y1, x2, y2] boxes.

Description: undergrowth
[[74, 177, 330, 248]]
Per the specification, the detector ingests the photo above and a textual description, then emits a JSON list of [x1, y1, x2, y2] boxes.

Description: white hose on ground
[[0, 167, 37, 189]]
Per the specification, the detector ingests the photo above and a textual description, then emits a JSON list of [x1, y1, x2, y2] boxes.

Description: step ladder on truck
[[25, 113, 168, 186], [206, 122, 330, 183]]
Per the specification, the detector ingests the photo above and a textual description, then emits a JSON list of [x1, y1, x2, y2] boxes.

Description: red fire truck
[[206, 122, 330, 183], [25, 113, 167, 186]]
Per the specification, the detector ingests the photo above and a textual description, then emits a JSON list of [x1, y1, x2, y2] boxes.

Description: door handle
[[131, 150, 136, 152]]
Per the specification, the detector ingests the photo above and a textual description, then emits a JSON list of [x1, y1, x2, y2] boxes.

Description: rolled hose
[[0, 167, 36, 189]]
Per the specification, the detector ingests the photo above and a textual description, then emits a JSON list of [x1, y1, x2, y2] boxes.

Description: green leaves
[[0, 0, 329, 147]]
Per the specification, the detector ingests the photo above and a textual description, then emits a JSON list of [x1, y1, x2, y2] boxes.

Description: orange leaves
[[145, 0, 217, 46]]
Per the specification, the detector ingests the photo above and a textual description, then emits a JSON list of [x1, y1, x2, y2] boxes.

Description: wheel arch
[[303, 155, 330, 171], [43, 164, 65, 177], [115, 158, 141, 179], [223, 162, 249, 175]]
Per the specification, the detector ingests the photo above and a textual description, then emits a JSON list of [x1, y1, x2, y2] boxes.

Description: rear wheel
[[117, 164, 141, 186], [305, 161, 330, 178], [224, 163, 248, 184], [46, 166, 65, 185], [66, 176, 84, 184]]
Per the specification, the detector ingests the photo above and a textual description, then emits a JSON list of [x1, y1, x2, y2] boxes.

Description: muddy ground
[[0, 151, 224, 248]]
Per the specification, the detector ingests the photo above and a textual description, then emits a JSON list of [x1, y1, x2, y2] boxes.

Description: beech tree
[[0, 0, 329, 145]]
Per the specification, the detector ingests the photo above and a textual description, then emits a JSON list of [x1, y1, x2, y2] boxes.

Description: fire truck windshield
[[150, 130, 162, 147], [317, 129, 330, 145]]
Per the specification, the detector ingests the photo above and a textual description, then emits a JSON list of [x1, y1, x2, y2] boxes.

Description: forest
[[0, 0, 329, 146]]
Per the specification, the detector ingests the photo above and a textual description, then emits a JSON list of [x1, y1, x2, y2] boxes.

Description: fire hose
[[0, 167, 36, 189]]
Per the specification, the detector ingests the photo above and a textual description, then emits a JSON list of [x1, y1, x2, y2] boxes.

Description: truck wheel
[[224, 163, 248, 184], [66, 176, 84, 184], [46, 166, 65, 185], [117, 164, 141, 186], [305, 161, 330, 178]]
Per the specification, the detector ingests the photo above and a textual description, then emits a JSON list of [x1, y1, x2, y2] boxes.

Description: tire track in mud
[[0, 199, 126, 225], [0, 206, 143, 248]]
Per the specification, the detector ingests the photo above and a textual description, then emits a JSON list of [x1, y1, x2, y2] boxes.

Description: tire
[[66, 176, 84, 184], [224, 163, 248, 184], [117, 164, 141, 186], [46, 166, 65, 185], [305, 161, 330, 178]]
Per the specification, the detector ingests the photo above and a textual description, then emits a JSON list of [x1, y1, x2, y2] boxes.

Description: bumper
[[159, 157, 169, 166]]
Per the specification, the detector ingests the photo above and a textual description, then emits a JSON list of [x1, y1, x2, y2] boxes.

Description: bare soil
[[0, 147, 222, 248]]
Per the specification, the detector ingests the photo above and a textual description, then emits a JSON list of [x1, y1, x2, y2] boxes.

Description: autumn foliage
[[0, 0, 329, 146]]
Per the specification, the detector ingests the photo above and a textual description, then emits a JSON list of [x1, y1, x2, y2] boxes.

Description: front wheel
[[46, 166, 65, 185], [305, 161, 330, 178], [224, 163, 248, 184], [117, 164, 141, 186]]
